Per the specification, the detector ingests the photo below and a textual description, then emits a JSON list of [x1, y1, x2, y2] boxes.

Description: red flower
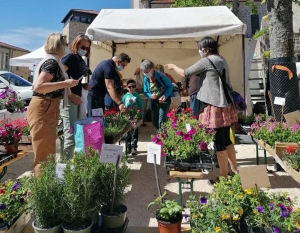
[[286, 146, 297, 154], [0, 188, 5, 194]]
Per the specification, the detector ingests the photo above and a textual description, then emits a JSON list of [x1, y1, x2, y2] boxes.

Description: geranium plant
[[123, 106, 143, 121], [283, 146, 300, 171], [0, 119, 23, 145], [10, 118, 29, 136], [0, 88, 27, 113], [152, 108, 215, 159], [0, 178, 29, 226]]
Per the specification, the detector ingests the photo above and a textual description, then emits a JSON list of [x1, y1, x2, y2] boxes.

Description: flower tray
[[0, 151, 18, 165], [165, 150, 214, 172]]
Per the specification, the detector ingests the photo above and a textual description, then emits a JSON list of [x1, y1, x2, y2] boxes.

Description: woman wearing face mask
[[165, 37, 238, 185], [141, 59, 174, 133], [27, 33, 79, 177], [60, 34, 91, 160]]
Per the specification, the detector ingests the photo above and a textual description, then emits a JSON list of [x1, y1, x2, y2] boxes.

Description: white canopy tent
[[9, 46, 45, 67], [86, 6, 250, 111]]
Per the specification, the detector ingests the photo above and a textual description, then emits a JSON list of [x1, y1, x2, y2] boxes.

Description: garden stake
[[268, 91, 276, 121], [153, 154, 163, 203], [111, 154, 121, 214], [254, 183, 261, 206]]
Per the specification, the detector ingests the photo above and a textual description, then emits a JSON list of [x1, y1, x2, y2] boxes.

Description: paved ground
[[3, 123, 300, 227]]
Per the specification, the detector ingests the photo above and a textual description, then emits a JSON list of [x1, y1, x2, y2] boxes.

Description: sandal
[[228, 171, 236, 176], [208, 177, 220, 186]]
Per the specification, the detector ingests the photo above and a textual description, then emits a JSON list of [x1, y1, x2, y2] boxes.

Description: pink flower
[[188, 128, 196, 135], [200, 142, 207, 151], [291, 124, 300, 133], [182, 133, 191, 141], [161, 132, 166, 139], [176, 130, 182, 136], [161, 152, 166, 157]]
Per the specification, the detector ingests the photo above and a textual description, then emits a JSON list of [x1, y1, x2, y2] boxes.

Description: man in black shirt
[[87, 53, 131, 116]]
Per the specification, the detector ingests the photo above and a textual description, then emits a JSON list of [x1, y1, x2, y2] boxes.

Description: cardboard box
[[0, 212, 31, 233]]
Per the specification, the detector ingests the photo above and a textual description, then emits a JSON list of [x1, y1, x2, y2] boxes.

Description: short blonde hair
[[69, 34, 91, 57], [44, 33, 66, 56]]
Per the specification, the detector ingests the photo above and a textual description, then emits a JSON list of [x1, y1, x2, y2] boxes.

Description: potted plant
[[60, 152, 102, 233], [283, 146, 300, 172], [147, 191, 183, 233], [28, 156, 63, 233], [0, 177, 29, 229], [12, 118, 31, 144], [123, 106, 143, 129], [98, 157, 130, 229], [0, 119, 23, 154], [152, 108, 215, 170]]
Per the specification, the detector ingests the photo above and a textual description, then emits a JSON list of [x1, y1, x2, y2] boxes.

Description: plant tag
[[100, 144, 123, 165], [147, 143, 161, 165], [0, 114, 5, 122], [186, 123, 191, 132], [92, 108, 103, 116], [274, 97, 285, 106], [55, 163, 67, 179]]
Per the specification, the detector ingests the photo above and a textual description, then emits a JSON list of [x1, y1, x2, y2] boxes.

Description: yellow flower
[[296, 221, 300, 228], [10, 191, 15, 195], [228, 190, 233, 195], [200, 213, 203, 218], [221, 214, 230, 220], [215, 226, 221, 232], [283, 192, 288, 197], [239, 193, 244, 199], [253, 209, 259, 215], [22, 191, 26, 195], [245, 189, 252, 195], [232, 214, 240, 221], [294, 208, 299, 213], [192, 214, 197, 219], [238, 209, 243, 216], [0, 213, 5, 219]]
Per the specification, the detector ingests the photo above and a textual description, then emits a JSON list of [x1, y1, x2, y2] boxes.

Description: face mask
[[144, 71, 152, 78], [116, 64, 123, 71], [199, 49, 204, 57], [64, 47, 70, 55], [77, 48, 87, 57]]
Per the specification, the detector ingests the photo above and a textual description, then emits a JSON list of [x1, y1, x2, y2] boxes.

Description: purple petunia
[[176, 131, 182, 136], [272, 225, 282, 233], [281, 209, 289, 218], [12, 183, 19, 191], [188, 128, 197, 135], [200, 196, 207, 205], [256, 206, 264, 213], [200, 142, 207, 151], [0, 204, 6, 210], [279, 203, 286, 211], [269, 203, 274, 211]]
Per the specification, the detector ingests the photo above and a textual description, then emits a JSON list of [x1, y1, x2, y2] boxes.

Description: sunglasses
[[128, 86, 136, 89], [80, 46, 90, 51]]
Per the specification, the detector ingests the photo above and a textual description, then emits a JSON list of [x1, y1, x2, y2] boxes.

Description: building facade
[[0, 42, 30, 79]]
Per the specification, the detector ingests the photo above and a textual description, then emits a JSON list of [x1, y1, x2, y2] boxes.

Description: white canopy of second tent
[[9, 46, 45, 67]]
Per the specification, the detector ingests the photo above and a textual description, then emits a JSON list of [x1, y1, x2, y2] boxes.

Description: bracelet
[[118, 102, 123, 106]]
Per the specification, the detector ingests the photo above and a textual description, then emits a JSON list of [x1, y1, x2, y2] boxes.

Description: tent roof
[[9, 46, 45, 67], [86, 6, 246, 42]]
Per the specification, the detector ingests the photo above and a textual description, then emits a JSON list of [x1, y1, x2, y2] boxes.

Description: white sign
[[147, 143, 161, 165], [274, 97, 285, 106], [92, 108, 104, 117], [186, 124, 191, 132], [0, 113, 5, 122], [100, 144, 123, 165], [56, 163, 66, 179]]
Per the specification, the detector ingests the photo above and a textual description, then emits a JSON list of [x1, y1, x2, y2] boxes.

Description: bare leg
[[226, 144, 238, 174], [216, 150, 229, 178]]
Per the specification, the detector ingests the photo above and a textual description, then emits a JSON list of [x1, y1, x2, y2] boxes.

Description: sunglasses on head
[[128, 85, 136, 89], [80, 46, 90, 51]]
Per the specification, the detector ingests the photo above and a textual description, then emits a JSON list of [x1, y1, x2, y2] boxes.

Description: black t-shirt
[[88, 59, 120, 97], [61, 53, 83, 96]]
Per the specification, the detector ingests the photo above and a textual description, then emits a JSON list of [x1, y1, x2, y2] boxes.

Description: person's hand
[[119, 103, 125, 112], [159, 95, 166, 103], [182, 90, 188, 97], [68, 93, 82, 105], [134, 68, 140, 75], [151, 93, 157, 99], [65, 79, 79, 88], [82, 84, 91, 90], [164, 64, 175, 70]]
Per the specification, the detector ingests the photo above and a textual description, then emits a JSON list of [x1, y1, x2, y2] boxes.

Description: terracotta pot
[[4, 144, 18, 154], [157, 219, 181, 233]]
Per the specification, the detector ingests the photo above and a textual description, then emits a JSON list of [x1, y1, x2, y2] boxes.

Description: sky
[[0, 0, 130, 52]]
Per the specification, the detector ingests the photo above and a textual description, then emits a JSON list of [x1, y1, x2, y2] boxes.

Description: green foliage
[[253, 27, 269, 40], [244, 1, 258, 15], [237, 113, 256, 126], [0, 177, 29, 225], [28, 156, 63, 229], [60, 152, 102, 228], [147, 191, 182, 221], [263, 50, 270, 58], [171, 0, 218, 7], [0, 88, 26, 113]]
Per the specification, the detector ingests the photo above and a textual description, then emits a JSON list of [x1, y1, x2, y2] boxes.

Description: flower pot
[[101, 204, 127, 229], [62, 219, 92, 233], [157, 219, 182, 233], [32, 221, 62, 233], [4, 144, 18, 154]]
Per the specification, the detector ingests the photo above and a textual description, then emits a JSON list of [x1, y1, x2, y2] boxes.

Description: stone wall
[[63, 21, 90, 44]]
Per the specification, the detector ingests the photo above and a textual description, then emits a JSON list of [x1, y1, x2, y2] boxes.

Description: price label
[[55, 163, 74, 179], [186, 124, 191, 132], [147, 143, 161, 165], [92, 108, 104, 117], [274, 97, 285, 106], [100, 144, 123, 165]]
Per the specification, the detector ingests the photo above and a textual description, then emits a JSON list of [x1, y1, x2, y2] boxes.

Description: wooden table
[[0, 151, 29, 181]]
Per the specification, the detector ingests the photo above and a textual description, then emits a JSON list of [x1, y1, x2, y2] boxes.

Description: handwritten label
[[0, 113, 5, 122], [100, 144, 123, 165], [92, 108, 104, 117], [186, 124, 191, 132], [55, 163, 74, 179], [147, 143, 161, 165], [274, 97, 285, 106]]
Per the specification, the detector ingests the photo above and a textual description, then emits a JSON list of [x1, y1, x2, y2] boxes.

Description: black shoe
[[208, 178, 219, 186], [228, 171, 235, 176], [131, 148, 137, 155]]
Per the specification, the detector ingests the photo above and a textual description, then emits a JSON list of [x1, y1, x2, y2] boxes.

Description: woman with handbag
[[141, 59, 174, 133], [165, 37, 238, 185]]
